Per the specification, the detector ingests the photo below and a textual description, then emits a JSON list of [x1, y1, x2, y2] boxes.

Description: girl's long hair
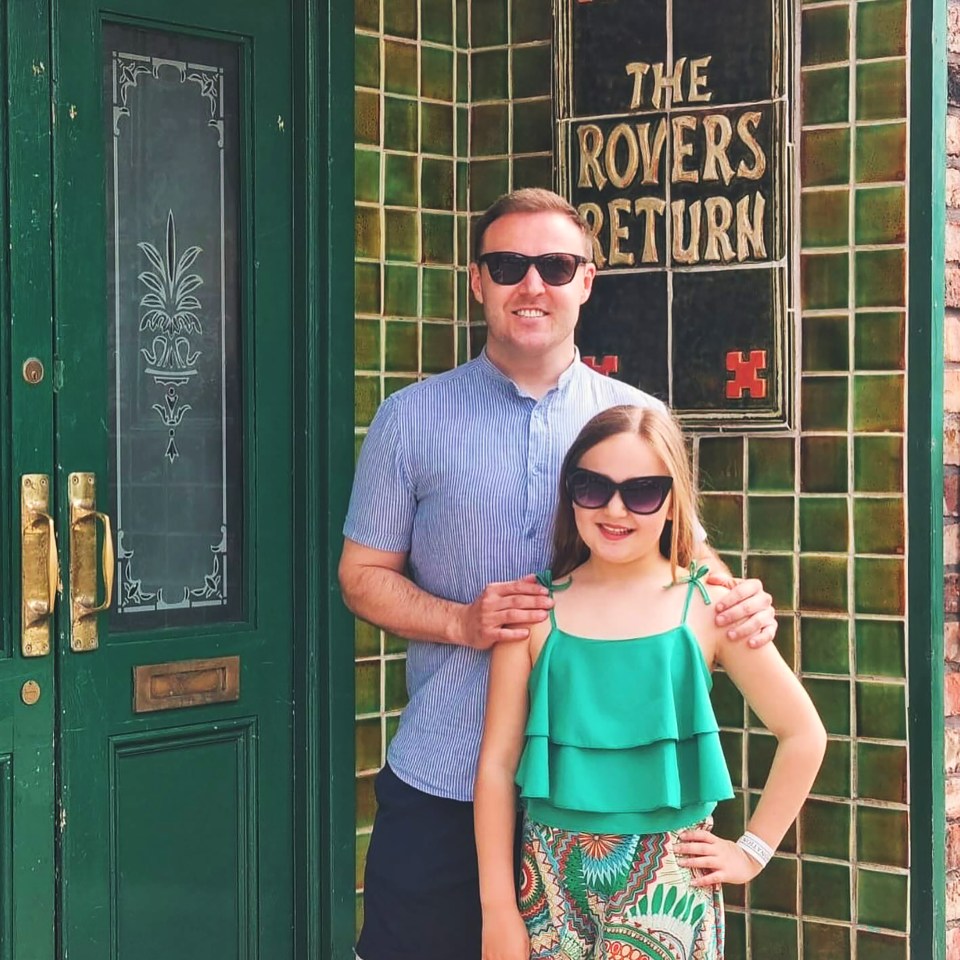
[[551, 405, 698, 580]]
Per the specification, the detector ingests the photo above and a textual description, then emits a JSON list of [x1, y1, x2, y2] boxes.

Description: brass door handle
[[69, 472, 115, 652], [21, 475, 60, 657]]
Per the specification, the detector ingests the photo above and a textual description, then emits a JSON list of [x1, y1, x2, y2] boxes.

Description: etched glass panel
[[104, 25, 243, 630]]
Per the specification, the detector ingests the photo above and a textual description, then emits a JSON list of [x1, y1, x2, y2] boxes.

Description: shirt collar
[[476, 347, 584, 399]]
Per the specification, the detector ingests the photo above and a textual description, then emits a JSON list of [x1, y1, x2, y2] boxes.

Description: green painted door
[[2, 0, 297, 956]]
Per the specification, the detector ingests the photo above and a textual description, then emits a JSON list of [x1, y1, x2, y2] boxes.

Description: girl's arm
[[474, 631, 538, 959], [677, 622, 827, 886]]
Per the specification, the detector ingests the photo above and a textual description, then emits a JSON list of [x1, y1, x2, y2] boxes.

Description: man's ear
[[580, 262, 597, 304], [469, 262, 484, 304]]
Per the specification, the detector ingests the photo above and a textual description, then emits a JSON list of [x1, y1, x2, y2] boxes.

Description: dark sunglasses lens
[[485, 253, 529, 285], [569, 472, 613, 509], [621, 479, 670, 514], [536, 254, 580, 285]]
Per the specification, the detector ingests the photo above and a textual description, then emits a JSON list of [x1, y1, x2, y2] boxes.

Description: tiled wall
[[353, 0, 911, 953]]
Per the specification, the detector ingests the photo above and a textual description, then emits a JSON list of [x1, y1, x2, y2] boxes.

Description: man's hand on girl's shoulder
[[706, 572, 777, 649]]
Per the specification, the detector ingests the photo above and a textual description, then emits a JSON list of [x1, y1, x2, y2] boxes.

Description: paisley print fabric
[[519, 817, 724, 960]]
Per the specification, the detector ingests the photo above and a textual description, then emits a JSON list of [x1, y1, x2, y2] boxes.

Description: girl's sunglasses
[[477, 251, 588, 286], [565, 469, 673, 515]]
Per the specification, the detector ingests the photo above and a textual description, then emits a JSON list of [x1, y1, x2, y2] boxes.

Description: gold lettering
[[671, 199, 702, 265], [688, 56, 713, 102], [736, 193, 766, 261], [605, 123, 640, 189], [608, 199, 635, 266], [625, 61, 651, 110], [704, 197, 735, 262], [736, 111, 766, 180], [702, 115, 735, 185], [651, 57, 687, 109], [635, 120, 668, 185], [634, 197, 666, 264], [577, 124, 608, 190], [578, 202, 607, 269], [671, 115, 698, 184]]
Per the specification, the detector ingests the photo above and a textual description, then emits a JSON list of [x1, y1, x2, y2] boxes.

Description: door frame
[[293, 2, 355, 958]]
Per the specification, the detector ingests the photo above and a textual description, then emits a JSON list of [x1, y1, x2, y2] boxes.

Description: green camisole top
[[516, 563, 735, 835]]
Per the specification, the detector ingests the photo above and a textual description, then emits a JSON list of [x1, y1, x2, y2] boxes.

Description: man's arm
[[338, 538, 552, 650]]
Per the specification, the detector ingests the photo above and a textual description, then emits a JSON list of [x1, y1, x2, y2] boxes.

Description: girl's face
[[571, 432, 673, 567]]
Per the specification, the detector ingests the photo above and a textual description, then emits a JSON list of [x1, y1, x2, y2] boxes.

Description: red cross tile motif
[[725, 349, 768, 399], [582, 354, 619, 376]]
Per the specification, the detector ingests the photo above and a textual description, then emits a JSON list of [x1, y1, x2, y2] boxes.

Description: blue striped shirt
[[344, 350, 665, 801]]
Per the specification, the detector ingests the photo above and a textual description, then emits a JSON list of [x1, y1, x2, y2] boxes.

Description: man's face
[[469, 211, 597, 365]]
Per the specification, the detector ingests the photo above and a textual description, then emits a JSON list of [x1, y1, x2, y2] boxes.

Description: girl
[[474, 405, 826, 960]]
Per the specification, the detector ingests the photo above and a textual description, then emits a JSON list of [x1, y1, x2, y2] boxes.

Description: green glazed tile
[[853, 435, 902, 492], [800, 376, 848, 431], [805, 677, 851, 735], [856, 61, 906, 121], [724, 912, 746, 959], [421, 46, 454, 102], [355, 317, 381, 371], [855, 931, 907, 960], [469, 323, 488, 356], [384, 320, 419, 372], [719, 731, 743, 784], [457, 51, 469, 103], [800, 616, 850, 674], [384, 96, 418, 152], [457, 216, 469, 265], [471, 158, 510, 210], [801, 189, 849, 248], [853, 373, 903, 432], [853, 497, 903, 555], [799, 555, 848, 613], [355, 32, 381, 89], [355, 89, 381, 146], [422, 213, 455, 264], [385, 713, 400, 744], [813, 738, 851, 797], [355, 717, 382, 772], [711, 671, 744, 727], [384, 375, 417, 397], [384, 0, 417, 39], [801, 5, 850, 65], [355, 261, 381, 314], [748, 496, 794, 551], [857, 0, 907, 60], [774, 615, 797, 670], [355, 659, 380, 714], [718, 553, 742, 578], [854, 557, 904, 615], [698, 437, 744, 491], [857, 805, 908, 868], [422, 268, 455, 319], [855, 122, 907, 182], [384, 153, 418, 207], [854, 186, 905, 245], [456, 323, 468, 363], [356, 829, 371, 888], [456, 0, 468, 46], [471, 102, 509, 156], [421, 101, 454, 154], [802, 315, 848, 372], [857, 868, 907, 931], [512, 1, 553, 42], [803, 922, 851, 960], [355, 149, 381, 205], [748, 437, 794, 491], [800, 437, 847, 494], [745, 554, 794, 610], [712, 791, 744, 844], [355, 205, 381, 259], [355, 0, 379, 32], [384, 631, 406, 654], [855, 619, 905, 678], [384, 658, 407, 711], [421, 0, 454, 44], [801, 67, 850, 125], [421, 157, 454, 210], [802, 860, 851, 921], [513, 154, 554, 189], [384, 209, 420, 262], [384, 263, 419, 316], [801, 253, 848, 310], [456, 105, 469, 157], [699, 494, 743, 552], [801, 127, 851, 187], [799, 497, 848, 553], [801, 797, 850, 859], [858, 742, 907, 802], [746, 731, 776, 788], [355, 616, 380, 657], [856, 680, 906, 738], [513, 99, 554, 154], [356, 773, 376, 829], [456, 161, 469, 211], [750, 856, 797, 914], [853, 311, 905, 371], [384, 40, 418, 96], [750, 914, 798, 960], [512, 45, 552, 99], [422, 321, 456, 373], [472, 0, 507, 47], [472, 48, 509, 101], [355, 375, 381, 428]]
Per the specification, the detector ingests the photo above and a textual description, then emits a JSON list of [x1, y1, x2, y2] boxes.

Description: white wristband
[[736, 831, 774, 868]]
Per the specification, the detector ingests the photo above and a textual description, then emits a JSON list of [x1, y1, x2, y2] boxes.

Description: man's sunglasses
[[565, 469, 673, 515], [477, 251, 588, 286]]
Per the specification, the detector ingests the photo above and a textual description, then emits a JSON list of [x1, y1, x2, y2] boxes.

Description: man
[[340, 188, 775, 960]]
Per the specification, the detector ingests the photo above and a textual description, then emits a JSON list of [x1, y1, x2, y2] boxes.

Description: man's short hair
[[472, 188, 593, 261]]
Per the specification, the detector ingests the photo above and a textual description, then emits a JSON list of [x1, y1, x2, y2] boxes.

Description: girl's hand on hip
[[482, 906, 530, 960], [675, 828, 763, 887]]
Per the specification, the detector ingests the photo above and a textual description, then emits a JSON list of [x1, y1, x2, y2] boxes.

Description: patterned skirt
[[519, 817, 724, 960]]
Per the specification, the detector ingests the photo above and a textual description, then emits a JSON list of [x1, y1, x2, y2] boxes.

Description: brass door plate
[[133, 656, 240, 713], [21, 680, 41, 705], [21, 475, 55, 657]]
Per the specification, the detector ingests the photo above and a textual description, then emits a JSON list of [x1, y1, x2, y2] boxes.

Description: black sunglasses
[[477, 251, 588, 286], [565, 469, 673, 515]]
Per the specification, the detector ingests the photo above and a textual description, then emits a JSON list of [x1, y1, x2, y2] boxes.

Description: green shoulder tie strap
[[667, 560, 712, 624], [535, 569, 571, 630]]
